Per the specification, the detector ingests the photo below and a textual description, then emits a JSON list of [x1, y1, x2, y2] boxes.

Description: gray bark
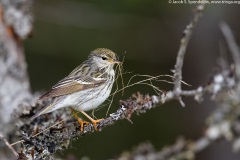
[[0, 0, 33, 159]]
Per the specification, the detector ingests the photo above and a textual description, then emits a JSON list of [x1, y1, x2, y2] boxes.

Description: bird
[[30, 48, 120, 130]]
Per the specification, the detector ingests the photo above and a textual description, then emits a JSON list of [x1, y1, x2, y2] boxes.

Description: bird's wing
[[38, 75, 106, 100]]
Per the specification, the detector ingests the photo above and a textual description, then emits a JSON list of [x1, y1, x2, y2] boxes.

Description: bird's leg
[[70, 108, 89, 131], [79, 110, 103, 131]]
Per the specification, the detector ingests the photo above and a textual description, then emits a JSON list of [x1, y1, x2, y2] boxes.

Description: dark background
[[24, 1, 240, 159]]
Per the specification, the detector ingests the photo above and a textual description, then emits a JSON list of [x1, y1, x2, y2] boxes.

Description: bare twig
[[220, 22, 240, 78], [173, 3, 207, 101], [0, 132, 18, 158]]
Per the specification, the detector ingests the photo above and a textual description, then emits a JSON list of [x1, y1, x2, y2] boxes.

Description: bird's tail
[[29, 103, 55, 121]]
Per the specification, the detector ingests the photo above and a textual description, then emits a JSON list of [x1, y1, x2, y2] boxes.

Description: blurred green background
[[24, 1, 240, 159]]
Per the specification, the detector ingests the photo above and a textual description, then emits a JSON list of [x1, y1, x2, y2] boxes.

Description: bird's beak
[[114, 60, 121, 64], [108, 59, 121, 64]]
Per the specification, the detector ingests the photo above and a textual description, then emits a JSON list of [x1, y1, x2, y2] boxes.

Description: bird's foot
[[76, 118, 89, 132], [90, 118, 104, 131]]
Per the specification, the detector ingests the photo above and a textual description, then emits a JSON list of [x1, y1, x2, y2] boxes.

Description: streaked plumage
[[30, 48, 119, 121]]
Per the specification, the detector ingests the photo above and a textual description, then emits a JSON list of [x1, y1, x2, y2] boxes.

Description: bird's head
[[90, 48, 120, 68]]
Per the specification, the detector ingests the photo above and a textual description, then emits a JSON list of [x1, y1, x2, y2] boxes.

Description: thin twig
[[0, 132, 18, 158], [220, 22, 240, 78], [173, 3, 206, 95]]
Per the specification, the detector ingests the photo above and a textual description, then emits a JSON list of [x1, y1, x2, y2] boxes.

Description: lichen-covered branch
[[117, 79, 240, 160], [118, 71, 240, 160], [17, 65, 236, 159]]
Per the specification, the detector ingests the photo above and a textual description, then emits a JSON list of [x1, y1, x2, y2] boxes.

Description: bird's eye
[[102, 57, 107, 60]]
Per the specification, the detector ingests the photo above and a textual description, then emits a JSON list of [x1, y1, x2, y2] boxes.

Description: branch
[[16, 65, 236, 159], [117, 85, 240, 160], [173, 2, 207, 107], [220, 22, 240, 78]]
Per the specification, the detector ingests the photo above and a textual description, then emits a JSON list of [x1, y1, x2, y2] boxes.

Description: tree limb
[[173, 2, 207, 107]]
